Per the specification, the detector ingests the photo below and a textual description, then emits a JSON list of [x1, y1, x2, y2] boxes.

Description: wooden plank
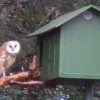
[[54, 30, 60, 77], [48, 34, 54, 77]]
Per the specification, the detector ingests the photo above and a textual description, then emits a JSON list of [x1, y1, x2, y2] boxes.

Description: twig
[[13, 21, 28, 33], [16, 1, 27, 15], [34, 0, 38, 6], [7, 34, 19, 39], [36, 7, 57, 30]]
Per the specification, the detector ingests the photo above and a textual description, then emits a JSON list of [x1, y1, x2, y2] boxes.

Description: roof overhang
[[27, 5, 100, 37]]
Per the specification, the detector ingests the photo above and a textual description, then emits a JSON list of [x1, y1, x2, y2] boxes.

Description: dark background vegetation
[[0, 0, 100, 100]]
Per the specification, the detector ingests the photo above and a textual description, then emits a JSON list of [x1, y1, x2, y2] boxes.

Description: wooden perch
[[0, 55, 45, 87], [10, 80, 45, 86]]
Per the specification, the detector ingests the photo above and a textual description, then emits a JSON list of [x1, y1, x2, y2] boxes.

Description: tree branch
[[10, 80, 45, 86], [36, 7, 57, 30], [0, 55, 43, 87]]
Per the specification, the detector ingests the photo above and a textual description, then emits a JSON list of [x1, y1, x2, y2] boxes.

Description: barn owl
[[0, 40, 20, 77]]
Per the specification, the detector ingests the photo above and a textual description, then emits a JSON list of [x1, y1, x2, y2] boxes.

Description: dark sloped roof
[[27, 5, 100, 37]]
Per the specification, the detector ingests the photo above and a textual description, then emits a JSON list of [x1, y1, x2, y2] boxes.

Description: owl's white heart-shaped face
[[6, 41, 20, 54]]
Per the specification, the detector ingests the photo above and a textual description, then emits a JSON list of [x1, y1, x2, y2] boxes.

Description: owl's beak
[[11, 48, 15, 52]]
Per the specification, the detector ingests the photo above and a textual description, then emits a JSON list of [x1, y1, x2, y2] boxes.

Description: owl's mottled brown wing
[[0, 42, 8, 77], [0, 58, 6, 77], [0, 42, 7, 57]]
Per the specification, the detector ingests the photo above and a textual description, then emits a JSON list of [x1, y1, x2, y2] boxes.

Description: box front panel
[[60, 9, 100, 79]]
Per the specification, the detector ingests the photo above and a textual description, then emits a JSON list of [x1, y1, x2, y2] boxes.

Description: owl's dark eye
[[15, 45, 17, 47], [9, 45, 12, 48]]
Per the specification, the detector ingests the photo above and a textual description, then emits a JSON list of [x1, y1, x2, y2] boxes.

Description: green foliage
[[0, 85, 84, 100]]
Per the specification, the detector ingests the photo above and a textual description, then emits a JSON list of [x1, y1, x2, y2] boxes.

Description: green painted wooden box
[[27, 5, 100, 83]]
